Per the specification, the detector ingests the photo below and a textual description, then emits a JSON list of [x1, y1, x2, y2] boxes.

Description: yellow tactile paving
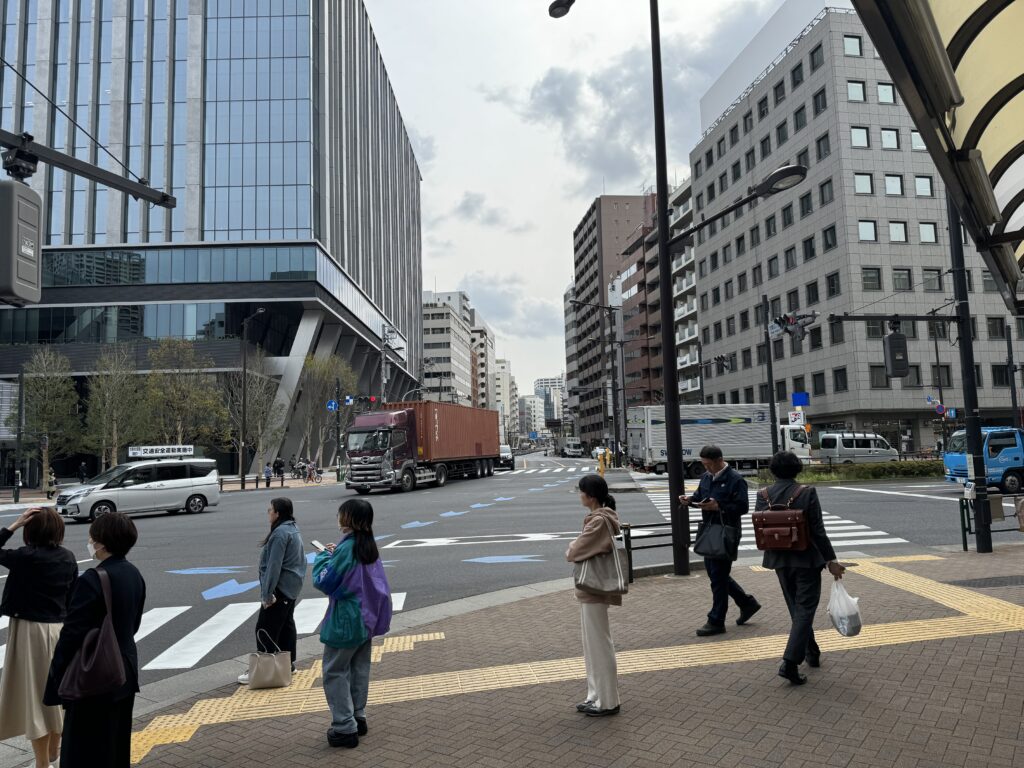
[[130, 557, 1024, 763]]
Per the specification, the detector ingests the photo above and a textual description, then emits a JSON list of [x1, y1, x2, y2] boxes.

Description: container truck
[[345, 401, 500, 493], [626, 404, 811, 476]]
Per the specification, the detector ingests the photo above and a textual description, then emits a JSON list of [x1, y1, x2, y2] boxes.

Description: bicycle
[[304, 468, 323, 484]]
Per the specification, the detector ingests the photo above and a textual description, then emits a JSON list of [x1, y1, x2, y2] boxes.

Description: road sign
[[326, 399, 339, 412], [926, 395, 934, 404], [529, 431, 538, 440], [948, 408, 957, 419], [935, 404, 946, 415], [791, 392, 810, 407], [129, 445, 194, 458], [788, 411, 806, 426], [767, 320, 784, 340]]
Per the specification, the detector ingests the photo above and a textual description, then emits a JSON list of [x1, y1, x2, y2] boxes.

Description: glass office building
[[0, 0, 423, 464]]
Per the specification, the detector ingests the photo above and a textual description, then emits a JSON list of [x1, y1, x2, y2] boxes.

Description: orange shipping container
[[389, 401, 500, 463]]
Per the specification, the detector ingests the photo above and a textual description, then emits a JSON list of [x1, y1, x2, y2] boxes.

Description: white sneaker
[[237, 673, 250, 685]]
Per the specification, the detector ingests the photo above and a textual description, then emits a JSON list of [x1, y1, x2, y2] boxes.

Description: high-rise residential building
[[668, 181, 701, 403], [0, 1, 422, 467], [518, 394, 545, 438], [563, 284, 580, 435], [422, 290, 496, 410], [421, 295, 473, 404], [533, 376, 566, 423], [494, 358, 518, 443], [689, 5, 1014, 451], [566, 195, 652, 447]]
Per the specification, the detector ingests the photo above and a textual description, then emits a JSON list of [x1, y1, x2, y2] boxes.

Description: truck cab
[[346, 409, 418, 493], [944, 427, 1024, 493], [781, 425, 811, 458], [564, 438, 583, 458]]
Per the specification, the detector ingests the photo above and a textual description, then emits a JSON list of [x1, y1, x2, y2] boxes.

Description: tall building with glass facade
[[0, 0, 422, 466]]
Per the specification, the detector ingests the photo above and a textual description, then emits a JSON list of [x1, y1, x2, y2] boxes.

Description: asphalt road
[[3, 457, 1018, 686]]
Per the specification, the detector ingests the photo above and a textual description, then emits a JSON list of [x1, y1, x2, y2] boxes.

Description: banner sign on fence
[[128, 445, 194, 458]]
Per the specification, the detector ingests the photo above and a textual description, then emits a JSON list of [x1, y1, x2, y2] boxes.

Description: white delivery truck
[[627, 403, 811, 476], [563, 437, 583, 458]]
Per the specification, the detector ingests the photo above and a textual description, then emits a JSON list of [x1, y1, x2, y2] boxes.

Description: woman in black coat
[[45, 512, 146, 768], [755, 452, 845, 686]]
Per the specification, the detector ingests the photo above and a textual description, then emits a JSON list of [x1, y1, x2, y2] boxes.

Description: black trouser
[[776, 566, 822, 664], [61, 694, 134, 767], [255, 590, 297, 664], [705, 557, 756, 625]]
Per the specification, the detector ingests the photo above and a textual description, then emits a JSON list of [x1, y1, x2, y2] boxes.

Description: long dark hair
[[579, 473, 616, 510], [338, 499, 379, 565], [261, 497, 295, 546]]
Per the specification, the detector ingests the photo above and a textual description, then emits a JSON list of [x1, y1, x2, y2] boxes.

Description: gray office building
[[0, 0, 422, 467], [690, 7, 1015, 451]]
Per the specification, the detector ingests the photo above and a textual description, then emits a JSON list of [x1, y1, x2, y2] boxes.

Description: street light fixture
[[548, 0, 575, 18], [239, 307, 266, 490], [753, 164, 807, 196]]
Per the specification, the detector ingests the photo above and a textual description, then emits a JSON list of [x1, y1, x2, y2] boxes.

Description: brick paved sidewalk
[[128, 548, 1024, 768]]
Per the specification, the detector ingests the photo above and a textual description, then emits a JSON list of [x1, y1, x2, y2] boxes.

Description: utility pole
[[240, 326, 248, 490], [761, 294, 780, 454], [335, 377, 343, 481], [607, 308, 621, 467], [929, 308, 948, 450], [1007, 323, 1021, 429], [13, 368, 24, 503]]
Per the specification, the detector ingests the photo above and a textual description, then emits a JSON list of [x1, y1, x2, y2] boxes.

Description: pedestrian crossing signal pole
[[335, 377, 342, 481], [762, 294, 780, 455]]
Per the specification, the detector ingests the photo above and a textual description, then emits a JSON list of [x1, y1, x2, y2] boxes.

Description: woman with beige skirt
[[0, 508, 79, 768]]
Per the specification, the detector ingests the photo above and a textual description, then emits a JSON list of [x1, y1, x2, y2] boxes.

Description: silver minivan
[[817, 432, 899, 464], [56, 458, 220, 521]]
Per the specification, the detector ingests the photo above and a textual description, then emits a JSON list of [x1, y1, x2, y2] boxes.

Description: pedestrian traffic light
[[884, 323, 910, 378], [0, 180, 42, 306]]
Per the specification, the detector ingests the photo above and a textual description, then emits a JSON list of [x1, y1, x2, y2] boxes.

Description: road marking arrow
[[401, 520, 436, 529], [493, 497, 515, 502], [469, 503, 494, 509], [463, 555, 545, 564], [440, 511, 468, 517], [167, 566, 249, 575], [201, 579, 261, 601]]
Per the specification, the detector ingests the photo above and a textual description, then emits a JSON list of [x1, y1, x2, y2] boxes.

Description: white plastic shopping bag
[[827, 581, 862, 637]]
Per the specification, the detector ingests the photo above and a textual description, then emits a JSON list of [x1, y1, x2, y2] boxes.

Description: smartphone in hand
[[311, 540, 327, 552]]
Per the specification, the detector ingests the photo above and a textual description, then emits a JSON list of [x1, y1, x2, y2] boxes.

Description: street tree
[[84, 344, 145, 469], [143, 339, 229, 448], [223, 344, 285, 469], [21, 346, 81, 476], [296, 354, 359, 465]]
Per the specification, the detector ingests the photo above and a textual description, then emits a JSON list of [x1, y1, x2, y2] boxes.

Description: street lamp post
[[1007, 324, 1021, 430], [239, 307, 265, 490], [761, 294, 781, 455]]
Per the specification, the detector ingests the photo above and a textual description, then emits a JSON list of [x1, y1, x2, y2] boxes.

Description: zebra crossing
[[0, 592, 407, 672], [505, 466, 595, 475], [639, 490, 909, 551]]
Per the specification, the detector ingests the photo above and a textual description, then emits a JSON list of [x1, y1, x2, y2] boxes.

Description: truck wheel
[[486, 459, 494, 477], [400, 469, 416, 493], [434, 465, 448, 488], [1001, 471, 1022, 494], [474, 461, 483, 479]]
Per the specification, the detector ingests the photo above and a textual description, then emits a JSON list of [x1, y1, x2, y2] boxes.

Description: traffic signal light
[[884, 328, 910, 378], [343, 395, 377, 406], [0, 180, 42, 306], [773, 311, 819, 341], [713, 354, 731, 372]]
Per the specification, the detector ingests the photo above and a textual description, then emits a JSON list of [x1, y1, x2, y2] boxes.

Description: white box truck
[[627, 404, 811, 477]]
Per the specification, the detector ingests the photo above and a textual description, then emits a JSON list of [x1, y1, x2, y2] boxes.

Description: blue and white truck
[[944, 427, 1024, 493]]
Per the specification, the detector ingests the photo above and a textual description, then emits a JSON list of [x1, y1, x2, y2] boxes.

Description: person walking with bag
[[313, 499, 392, 749], [44, 511, 146, 768], [0, 508, 78, 768], [239, 497, 305, 685], [680, 445, 760, 636], [566, 473, 622, 717], [754, 451, 845, 685]]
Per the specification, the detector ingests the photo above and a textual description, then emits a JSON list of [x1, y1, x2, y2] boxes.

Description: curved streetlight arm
[[399, 387, 425, 400]]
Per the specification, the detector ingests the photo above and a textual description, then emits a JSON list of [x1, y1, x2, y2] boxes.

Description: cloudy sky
[[364, 0, 791, 391]]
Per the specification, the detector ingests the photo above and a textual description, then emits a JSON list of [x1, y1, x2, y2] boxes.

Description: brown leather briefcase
[[752, 486, 810, 551]]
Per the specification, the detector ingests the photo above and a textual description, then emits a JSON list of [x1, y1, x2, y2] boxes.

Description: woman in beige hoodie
[[565, 473, 621, 717]]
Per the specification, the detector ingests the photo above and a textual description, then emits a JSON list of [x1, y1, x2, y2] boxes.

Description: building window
[[859, 220, 878, 241], [813, 88, 828, 115], [698, 259, 707, 278], [729, 124, 740, 146], [851, 126, 870, 148], [742, 349, 752, 369], [791, 62, 804, 88], [822, 225, 837, 251], [727, 316, 737, 336], [893, 268, 912, 291], [854, 173, 873, 194], [928, 320, 948, 340], [760, 136, 772, 159], [735, 234, 746, 255], [819, 178, 834, 205], [782, 204, 794, 228], [982, 269, 998, 292], [707, 183, 716, 203], [793, 105, 807, 131], [904, 365, 922, 388], [809, 327, 823, 350], [919, 222, 938, 243], [870, 365, 890, 389], [749, 224, 760, 246], [833, 367, 849, 392], [847, 80, 865, 102], [810, 43, 824, 71], [712, 287, 721, 305], [717, 137, 726, 159], [812, 371, 826, 395], [718, 173, 728, 194], [923, 267, 943, 291], [787, 289, 800, 311], [744, 149, 757, 174], [773, 80, 786, 105], [783, 246, 797, 271], [775, 379, 788, 402], [826, 271, 841, 297], [768, 255, 780, 278], [758, 96, 769, 120], [797, 147, 810, 167], [705, 149, 714, 168], [931, 364, 952, 388], [889, 221, 908, 243], [693, 160, 702, 179], [743, 111, 753, 133], [796, 193, 812, 218], [862, 266, 882, 290], [877, 82, 896, 104], [773, 339, 785, 360], [776, 121, 789, 146], [988, 316, 1007, 339], [816, 133, 831, 160], [738, 272, 748, 293], [993, 365, 1011, 388], [765, 215, 777, 238], [829, 318, 845, 344], [731, 161, 741, 182], [702, 328, 710, 344], [753, 264, 763, 285], [915, 175, 934, 196], [713, 321, 722, 340], [881, 128, 900, 149], [700, 293, 708, 311], [724, 279, 735, 299], [696, 193, 704, 212], [884, 174, 904, 195], [802, 236, 816, 261], [911, 129, 926, 150], [866, 319, 885, 338], [844, 35, 863, 56], [806, 280, 819, 305]]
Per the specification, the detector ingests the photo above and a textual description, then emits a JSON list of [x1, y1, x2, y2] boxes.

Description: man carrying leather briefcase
[[680, 445, 760, 637]]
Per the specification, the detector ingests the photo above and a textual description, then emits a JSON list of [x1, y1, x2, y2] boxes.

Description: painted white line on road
[[143, 602, 259, 670], [293, 598, 329, 634], [392, 592, 407, 612], [135, 606, 190, 642], [509, 470, 525, 475], [551, 468, 564, 473], [737, 537, 906, 550], [384, 532, 578, 548], [523, 469, 538, 474], [565, 467, 577, 472], [538, 469, 551, 474], [833, 486, 958, 502]]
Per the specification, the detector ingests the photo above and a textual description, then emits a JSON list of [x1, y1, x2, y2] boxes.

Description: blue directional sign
[[327, 399, 339, 412], [791, 392, 810, 407], [529, 431, 538, 439]]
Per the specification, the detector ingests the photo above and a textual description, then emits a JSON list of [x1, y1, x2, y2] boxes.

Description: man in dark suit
[[756, 451, 845, 684], [680, 444, 760, 636]]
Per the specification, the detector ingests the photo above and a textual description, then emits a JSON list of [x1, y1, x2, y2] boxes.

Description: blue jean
[[705, 557, 755, 625], [322, 640, 372, 736]]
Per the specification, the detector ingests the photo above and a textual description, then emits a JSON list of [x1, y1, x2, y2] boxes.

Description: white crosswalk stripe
[[551, 468, 564, 473], [135, 606, 190, 642], [508, 469, 526, 475], [524, 469, 538, 474], [538, 469, 551, 473], [565, 467, 577, 473], [293, 597, 329, 634], [143, 602, 260, 670]]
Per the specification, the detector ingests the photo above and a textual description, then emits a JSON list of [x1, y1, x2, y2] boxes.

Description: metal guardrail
[[959, 495, 1024, 551], [620, 522, 675, 583]]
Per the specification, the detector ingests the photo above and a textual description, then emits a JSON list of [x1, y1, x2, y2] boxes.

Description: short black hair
[[90, 512, 138, 557], [769, 451, 803, 480], [699, 445, 723, 461]]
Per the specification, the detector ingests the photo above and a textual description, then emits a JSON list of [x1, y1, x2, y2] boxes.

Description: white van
[[817, 433, 899, 464], [56, 458, 220, 521]]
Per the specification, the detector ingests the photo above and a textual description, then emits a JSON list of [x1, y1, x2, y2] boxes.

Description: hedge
[[756, 459, 945, 484]]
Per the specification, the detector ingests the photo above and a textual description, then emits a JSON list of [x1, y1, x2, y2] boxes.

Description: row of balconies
[[674, 323, 698, 346], [670, 250, 695, 274], [673, 298, 697, 321], [677, 376, 701, 394]]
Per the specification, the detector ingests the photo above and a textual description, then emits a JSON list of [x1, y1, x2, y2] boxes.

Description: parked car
[[498, 444, 515, 470], [816, 432, 899, 464], [55, 458, 220, 521]]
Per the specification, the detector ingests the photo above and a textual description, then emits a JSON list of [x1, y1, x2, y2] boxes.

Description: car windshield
[[347, 430, 391, 452], [87, 464, 132, 486], [500, 445, 511, 454], [946, 433, 967, 453]]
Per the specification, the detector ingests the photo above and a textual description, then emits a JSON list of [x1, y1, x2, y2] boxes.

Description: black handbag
[[693, 512, 741, 561]]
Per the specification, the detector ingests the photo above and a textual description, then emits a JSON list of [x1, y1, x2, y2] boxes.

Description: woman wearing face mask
[[238, 497, 305, 685], [0, 508, 78, 768], [44, 511, 146, 768], [313, 499, 392, 749]]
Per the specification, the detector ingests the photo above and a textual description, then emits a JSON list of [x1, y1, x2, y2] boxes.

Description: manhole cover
[[947, 575, 1024, 588]]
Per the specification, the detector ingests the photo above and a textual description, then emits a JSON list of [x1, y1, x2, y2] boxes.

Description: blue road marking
[[202, 579, 261, 600], [167, 566, 249, 575], [469, 503, 494, 509], [463, 555, 545, 564], [440, 510, 468, 517], [528, 488, 544, 492], [375, 534, 394, 541], [401, 520, 436, 529], [493, 497, 516, 502]]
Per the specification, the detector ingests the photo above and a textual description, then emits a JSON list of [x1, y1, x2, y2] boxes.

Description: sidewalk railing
[[620, 522, 675, 583], [959, 495, 1024, 550]]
